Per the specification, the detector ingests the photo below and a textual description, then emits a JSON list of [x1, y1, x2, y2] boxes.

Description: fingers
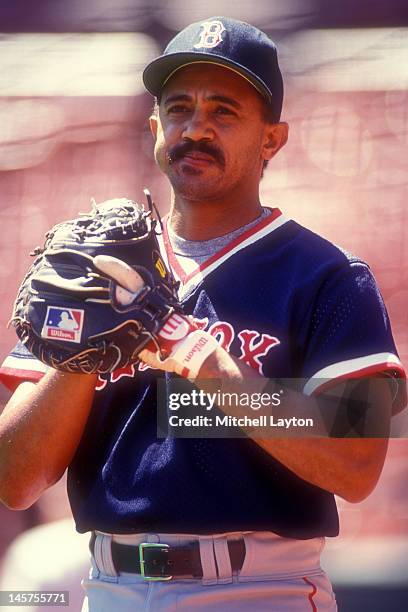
[[115, 285, 139, 306], [94, 255, 145, 292], [138, 348, 176, 373]]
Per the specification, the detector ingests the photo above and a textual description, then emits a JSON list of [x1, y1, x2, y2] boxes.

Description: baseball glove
[[10, 191, 181, 374]]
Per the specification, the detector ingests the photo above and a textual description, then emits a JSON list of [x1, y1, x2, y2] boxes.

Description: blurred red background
[[0, 11, 407, 610]]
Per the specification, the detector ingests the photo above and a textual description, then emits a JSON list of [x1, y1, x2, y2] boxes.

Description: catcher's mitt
[[11, 191, 181, 374]]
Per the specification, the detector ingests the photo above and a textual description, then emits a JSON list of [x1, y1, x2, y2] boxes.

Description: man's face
[[150, 63, 284, 202]]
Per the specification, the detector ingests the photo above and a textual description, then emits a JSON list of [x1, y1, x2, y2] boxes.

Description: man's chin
[[173, 185, 223, 202], [167, 172, 224, 201]]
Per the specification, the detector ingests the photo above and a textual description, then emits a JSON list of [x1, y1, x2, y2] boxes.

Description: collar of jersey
[[158, 207, 289, 299]]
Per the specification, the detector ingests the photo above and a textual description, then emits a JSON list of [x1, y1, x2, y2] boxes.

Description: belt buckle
[[139, 543, 173, 581]]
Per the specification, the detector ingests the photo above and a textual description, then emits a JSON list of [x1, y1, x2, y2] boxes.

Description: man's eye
[[215, 106, 236, 116], [167, 105, 189, 113]]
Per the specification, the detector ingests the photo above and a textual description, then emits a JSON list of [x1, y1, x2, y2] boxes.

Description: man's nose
[[182, 109, 213, 141]]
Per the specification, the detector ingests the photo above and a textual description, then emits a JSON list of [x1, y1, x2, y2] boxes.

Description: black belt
[[90, 534, 246, 580]]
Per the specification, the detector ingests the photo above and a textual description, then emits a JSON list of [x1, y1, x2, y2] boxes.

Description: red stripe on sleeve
[[0, 368, 44, 392]]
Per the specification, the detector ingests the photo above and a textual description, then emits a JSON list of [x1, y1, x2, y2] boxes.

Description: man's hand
[[95, 256, 219, 379]]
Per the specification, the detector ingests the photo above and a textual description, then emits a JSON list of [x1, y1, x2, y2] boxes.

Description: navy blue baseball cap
[[143, 16, 284, 123]]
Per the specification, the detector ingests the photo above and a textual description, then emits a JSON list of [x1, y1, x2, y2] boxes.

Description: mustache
[[167, 141, 225, 167]]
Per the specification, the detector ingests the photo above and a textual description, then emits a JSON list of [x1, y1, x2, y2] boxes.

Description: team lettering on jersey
[[95, 318, 280, 390]]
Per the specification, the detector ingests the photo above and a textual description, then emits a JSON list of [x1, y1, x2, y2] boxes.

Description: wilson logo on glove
[[153, 251, 168, 279], [159, 314, 191, 342], [41, 306, 84, 343], [182, 335, 211, 363]]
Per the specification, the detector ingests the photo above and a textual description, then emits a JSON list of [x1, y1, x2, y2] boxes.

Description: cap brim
[[142, 52, 272, 103]]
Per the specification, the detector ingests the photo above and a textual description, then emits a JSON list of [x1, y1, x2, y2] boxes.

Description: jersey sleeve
[[0, 342, 47, 391], [299, 261, 406, 412]]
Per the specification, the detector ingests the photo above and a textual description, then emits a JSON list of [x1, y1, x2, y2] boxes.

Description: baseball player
[[0, 16, 406, 612]]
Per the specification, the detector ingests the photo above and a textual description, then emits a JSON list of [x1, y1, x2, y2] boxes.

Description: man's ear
[[149, 114, 158, 141], [263, 122, 289, 161]]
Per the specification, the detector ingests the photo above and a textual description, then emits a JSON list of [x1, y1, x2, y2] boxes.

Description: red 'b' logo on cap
[[194, 21, 225, 49]]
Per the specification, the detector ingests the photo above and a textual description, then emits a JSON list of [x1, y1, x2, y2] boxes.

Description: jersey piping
[[303, 352, 406, 412], [0, 355, 47, 390], [160, 207, 288, 297]]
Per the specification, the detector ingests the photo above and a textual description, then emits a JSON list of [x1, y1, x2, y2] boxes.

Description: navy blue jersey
[[1, 210, 405, 537]]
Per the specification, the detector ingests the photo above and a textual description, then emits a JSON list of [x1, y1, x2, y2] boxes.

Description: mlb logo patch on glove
[[41, 306, 84, 343]]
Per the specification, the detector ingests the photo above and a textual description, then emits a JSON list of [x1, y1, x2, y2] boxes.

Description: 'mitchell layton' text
[[167, 389, 314, 432]]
